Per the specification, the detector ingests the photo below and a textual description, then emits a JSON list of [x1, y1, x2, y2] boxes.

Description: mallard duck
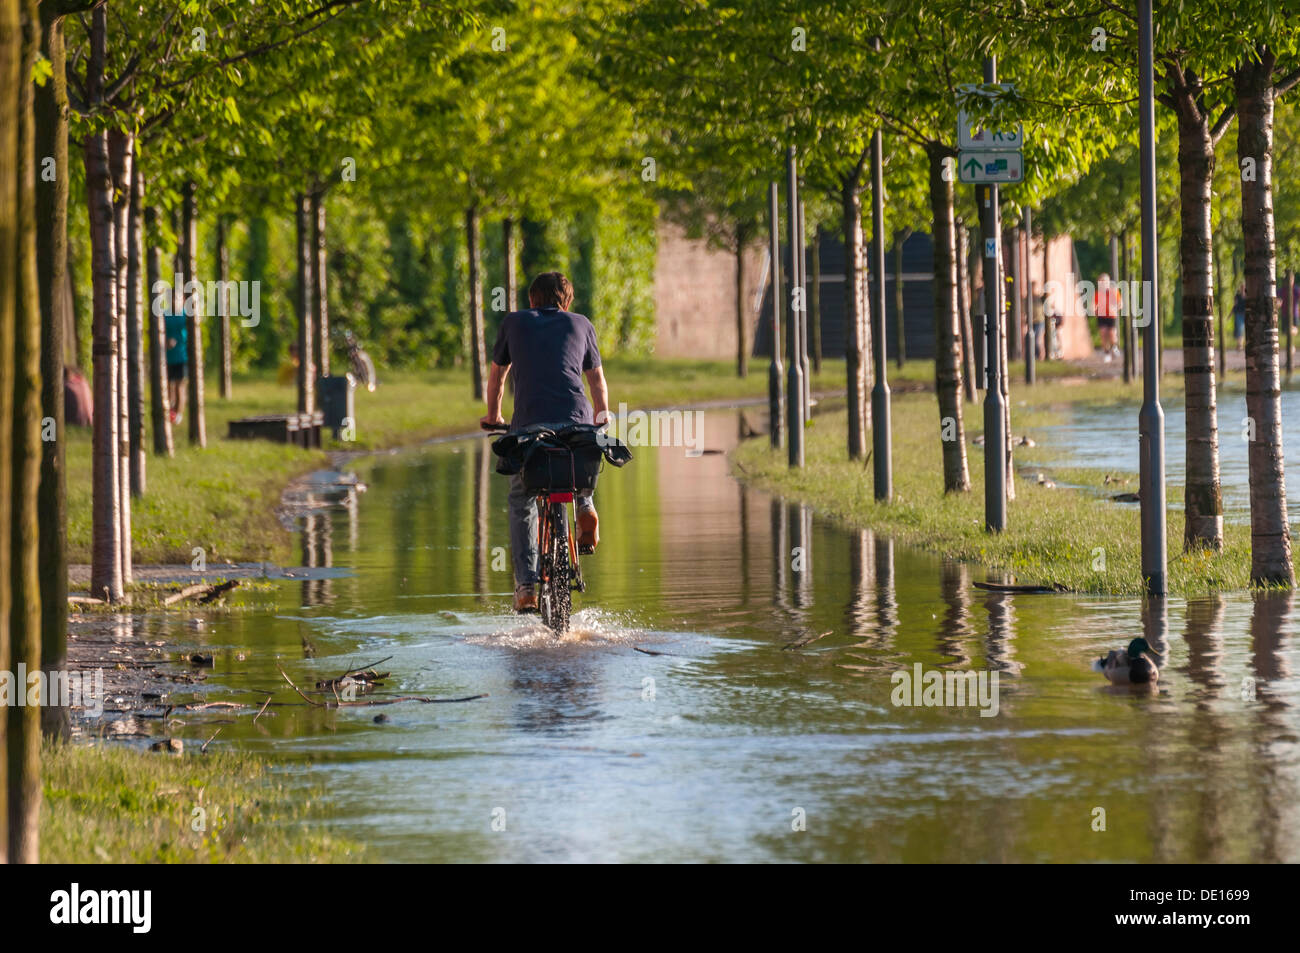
[[1093, 637, 1159, 685]]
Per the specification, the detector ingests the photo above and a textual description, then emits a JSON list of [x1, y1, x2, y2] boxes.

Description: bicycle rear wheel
[[539, 503, 571, 633]]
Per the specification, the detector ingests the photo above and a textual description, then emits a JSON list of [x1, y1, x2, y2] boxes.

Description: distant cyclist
[[480, 272, 610, 613]]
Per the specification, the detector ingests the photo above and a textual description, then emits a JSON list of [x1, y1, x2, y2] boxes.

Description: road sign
[[957, 83, 1024, 150], [959, 150, 1023, 184]]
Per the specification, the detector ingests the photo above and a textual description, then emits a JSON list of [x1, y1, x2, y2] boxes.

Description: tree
[[1235, 41, 1300, 586]]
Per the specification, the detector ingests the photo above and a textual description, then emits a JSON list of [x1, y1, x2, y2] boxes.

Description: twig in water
[[783, 629, 833, 651]]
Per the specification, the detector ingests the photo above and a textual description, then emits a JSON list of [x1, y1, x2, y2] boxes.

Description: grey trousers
[[508, 474, 593, 587]]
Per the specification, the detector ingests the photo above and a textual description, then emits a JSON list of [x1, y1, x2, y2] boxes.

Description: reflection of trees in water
[[1182, 595, 1226, 709], [1248, 590, 1293, 864], [1180, 595, 1228, 860], [473, 440, 491, 601], [845, 528, 874, 642], [937, 559, 973, 667], [841, 529, 895, 652]]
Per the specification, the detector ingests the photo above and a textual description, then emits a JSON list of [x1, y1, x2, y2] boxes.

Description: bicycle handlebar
[[480, 421, 509, 433]]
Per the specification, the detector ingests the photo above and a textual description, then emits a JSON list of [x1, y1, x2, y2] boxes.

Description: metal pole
[[1138, 0, 1167, 595], [1024, 208, 1036, 384], [871, 123, 892, 501], [799, 198, 811, 421], [786, 146, 804, 467], [981, 57, 1006, 532], [1010, 218, 1023, 367], [768, 182, 785, 450]]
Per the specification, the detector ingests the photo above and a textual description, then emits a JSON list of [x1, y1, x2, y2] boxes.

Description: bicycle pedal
[[578, 543, 594, 556]]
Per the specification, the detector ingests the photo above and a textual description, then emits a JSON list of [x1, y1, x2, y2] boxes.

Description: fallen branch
[[200, 727, 222, 753], [277, 664, 484, 707], [783, 629, 833, 651], [198, 580, 240, 604], [973, 581, 1069, 594], [162, 584, 208, 607]]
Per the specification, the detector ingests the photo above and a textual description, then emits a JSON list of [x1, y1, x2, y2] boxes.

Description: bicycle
[[482, 422, 588, 633]]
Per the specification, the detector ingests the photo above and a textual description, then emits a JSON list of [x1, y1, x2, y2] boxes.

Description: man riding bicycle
[[480, 272, 609, 613]]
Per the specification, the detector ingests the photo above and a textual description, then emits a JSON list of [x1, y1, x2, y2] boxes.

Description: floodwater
[[81, 406, 1300, 862], [1028, 383, 1300, 519]]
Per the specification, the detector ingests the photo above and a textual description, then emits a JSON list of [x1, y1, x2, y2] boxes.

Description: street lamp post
[[786, 146, 804, 468], [980, 57, 1007, 532], [768, 182, 785, 450], [1137, 0, 1167, 594]]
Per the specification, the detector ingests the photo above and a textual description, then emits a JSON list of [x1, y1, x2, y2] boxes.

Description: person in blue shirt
[[480, 272, 610, 613], [164, 309, 188, 425]]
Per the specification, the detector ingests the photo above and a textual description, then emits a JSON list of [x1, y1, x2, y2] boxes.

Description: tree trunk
[[126, 163, 144, 496], [842, 172, 867, 460], [295, 192, 314, 413], [928, 144, 970, 492], [145, 206, 172, 456], [1170, 69, 1224, 552], [85, 69, 123, 602], [810, 225, 821, 373], [7, 0, 42, 863], [183, 180, 204, 446], [0, 0, 17, 861], [956, 221, 976, 401], [735, 221, 749, 377], [1235, 49, 1294, 586], [1285, 268, 1294, 375], [467, 203, 485, 400], [216, 216, 231, 398], [311, 190, 329, 382], [893, 230, 907, 368], [108, 129, 132, 584], [503, 216, 518, 311], [35, 0, 68, 740]]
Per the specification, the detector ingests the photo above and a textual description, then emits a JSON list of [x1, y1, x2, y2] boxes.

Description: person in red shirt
[[1094, 273, 1122, 362]]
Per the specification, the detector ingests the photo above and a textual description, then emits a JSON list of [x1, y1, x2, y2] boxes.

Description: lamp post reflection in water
[[770, 498, 788, 610], [981, 588, 1021, 675], [874, 534, 896, 643], [787, 501, 813, 610]]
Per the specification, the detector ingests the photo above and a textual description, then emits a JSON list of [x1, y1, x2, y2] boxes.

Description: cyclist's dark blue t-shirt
[[492, 306, 601, 429]]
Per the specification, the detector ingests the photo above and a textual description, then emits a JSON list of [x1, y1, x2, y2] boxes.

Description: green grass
[[69, 358, 847, 567], [40, 740, 364, 863], [733, 376, 1255, 596]]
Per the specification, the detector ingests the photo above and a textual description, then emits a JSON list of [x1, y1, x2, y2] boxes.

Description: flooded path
[[76, 408, 1300, 862]]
